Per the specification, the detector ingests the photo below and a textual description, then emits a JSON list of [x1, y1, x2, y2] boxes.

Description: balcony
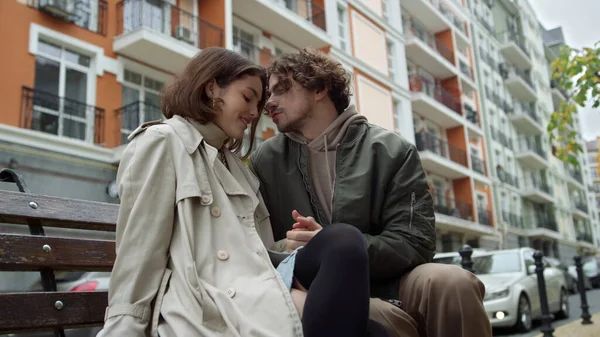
[[500, 64, 537, 102], [471, 154, 486, 175], [567, 167, 585, 189], [114, 0, 224, 74], [507, 101, 544, 135], [409, 75, 463, 127], [233, 38, 275, 67], [432, 194, 473, 221], [490, 127, 513, 150], [496, 30, 532, 70], [474, 11, 493, 36], [20, 86, 105, 145], [496, 167, 519, 188], [551, 79, 568, 106], [502, 211, 524, 228], [404, 19, 456, 79], [572, 200, 589, 218], [516, 137, 548, 169], [464, 104, 480, 127], [576, 232, 594, 244], [32, 0, 108, 35], [459, 60, 476, 91], [522, 178, 554, 204], [232, 0, 327, 49], [415, 132, 470, 178], [477, 208, 492, 226], [116, 101, 163, 145]]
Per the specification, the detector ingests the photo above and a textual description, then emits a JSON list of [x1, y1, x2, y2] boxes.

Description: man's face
[[265, 75, 314, 133]]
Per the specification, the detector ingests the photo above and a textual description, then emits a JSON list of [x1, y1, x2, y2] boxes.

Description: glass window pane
[[64, 49, 91, 67], [31, 109, 59, 136], [143, 91, 162, 121], [64, 68, 88, 118], [38, 41, 62, 58], [63, 118, 87, 141], [125, 70, 142, 85], [34, 56, 61, 111]]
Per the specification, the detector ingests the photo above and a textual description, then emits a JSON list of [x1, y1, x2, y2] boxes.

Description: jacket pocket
[[150, 268, 172, 337], [185, 262, 227, 332]]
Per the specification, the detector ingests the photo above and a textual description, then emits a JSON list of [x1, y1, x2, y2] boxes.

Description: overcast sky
[[527, 0, 600, 141]]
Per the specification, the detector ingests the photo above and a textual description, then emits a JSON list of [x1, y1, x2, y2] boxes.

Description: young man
[[249, 48, 492, 337]]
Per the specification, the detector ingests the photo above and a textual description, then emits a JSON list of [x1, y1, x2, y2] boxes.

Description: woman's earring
[[212, 99, 216, 108]]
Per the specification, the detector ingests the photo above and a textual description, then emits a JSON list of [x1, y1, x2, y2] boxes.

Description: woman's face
[[210, 75, 263, 140]]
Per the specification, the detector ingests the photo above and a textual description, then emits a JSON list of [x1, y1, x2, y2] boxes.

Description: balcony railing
[[464, 104, 479, 126], [509, 101, 540, 123], [550, 79, 568, 98], [518, 137, 546, 159], [281, 0, 326, 30], [459, 60, 473, 80], [568, 167, 584, 184], [405, 18, 455, 64], [491, 127, 513, 149], [477, 208, 492, 226], [20, 86, 105, 145], [524, 177, 553, 195], [117, 0, 224, 49], [409, 75, 461, 114], [116, 101, 163, 144], [471, 155, 486, 175], [503, 211, 523, 228], [415, 132, 468, 167], [576, 232, 594, 244], [497, 30, 530, 57], [500, 64, 535, 89], [574, 201, 589, 213], [497, 167, 519, 188], [432, 193, 473, 221], [31, 0, 108, 35], [474, 11, 493, 35]]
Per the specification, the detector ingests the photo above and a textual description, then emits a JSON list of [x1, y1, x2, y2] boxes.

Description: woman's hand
[[285, 210, 322, 252]]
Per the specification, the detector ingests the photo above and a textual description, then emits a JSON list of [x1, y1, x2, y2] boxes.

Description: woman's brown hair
[[161, 47, 267, 158]]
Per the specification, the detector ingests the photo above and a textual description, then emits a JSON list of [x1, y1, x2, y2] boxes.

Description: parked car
[[567, 264, 593, 292], [433, 248, 569, 332], [545, 257, 577, 294]]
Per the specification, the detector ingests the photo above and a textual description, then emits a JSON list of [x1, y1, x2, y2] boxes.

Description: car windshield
[[435, 252, 522, 275]]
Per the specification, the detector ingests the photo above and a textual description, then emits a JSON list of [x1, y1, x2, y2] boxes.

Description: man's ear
[[205, 79, 218, 99], [314, 88, 328, 101]]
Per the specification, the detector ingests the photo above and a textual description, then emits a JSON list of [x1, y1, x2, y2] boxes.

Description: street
[[493, 289, 600, 337]]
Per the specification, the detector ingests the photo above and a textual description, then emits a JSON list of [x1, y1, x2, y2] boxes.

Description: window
[[233, 26, 257, 61], [32, 40, 94, 142], [120, 70, 165, 143], [337, 5, 349, 52], [387, 39, 396, 80], [74, 0, 100, 33]]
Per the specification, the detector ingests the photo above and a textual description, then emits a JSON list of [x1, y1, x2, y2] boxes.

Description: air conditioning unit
[[175, 26, 194, 45], [39, 0, 76, 21]]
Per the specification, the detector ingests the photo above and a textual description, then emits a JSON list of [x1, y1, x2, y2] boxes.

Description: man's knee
[[369, 298, 419, 337], [405, 263, 485, 300]]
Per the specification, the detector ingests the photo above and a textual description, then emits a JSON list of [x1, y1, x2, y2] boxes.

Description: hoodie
[[285, 105, 368, 223]]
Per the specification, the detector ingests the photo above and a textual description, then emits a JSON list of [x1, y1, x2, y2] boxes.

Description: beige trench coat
[[96, 115, 304, 337]]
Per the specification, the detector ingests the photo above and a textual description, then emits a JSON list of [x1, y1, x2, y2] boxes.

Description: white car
[[433, 248, 569, 332]]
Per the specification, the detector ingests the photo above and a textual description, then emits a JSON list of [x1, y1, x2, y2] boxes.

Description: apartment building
[[469, 0, 598, 260], [586, 138, 600, 244]]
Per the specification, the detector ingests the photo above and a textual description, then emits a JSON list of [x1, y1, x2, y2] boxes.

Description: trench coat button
[[217, 250, 229, 261], [210, 206, 221, 217], [227, 287, 236, 298], [201, 195, 211, 205]]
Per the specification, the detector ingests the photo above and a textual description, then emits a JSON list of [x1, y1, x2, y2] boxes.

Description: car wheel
[[515, 294, 532, 333], [555, 288, 569, 319]]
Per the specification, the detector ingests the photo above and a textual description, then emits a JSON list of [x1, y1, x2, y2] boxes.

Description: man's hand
[[284, 210, 322, 252]]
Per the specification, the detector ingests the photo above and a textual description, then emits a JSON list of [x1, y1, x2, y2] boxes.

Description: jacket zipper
[[409, 192, 416, 229]]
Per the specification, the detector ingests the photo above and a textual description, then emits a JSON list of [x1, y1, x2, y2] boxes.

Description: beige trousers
[[370, 263, 492, 337]]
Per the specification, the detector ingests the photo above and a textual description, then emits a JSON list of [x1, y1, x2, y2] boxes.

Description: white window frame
[[29, 24, 103, 143], [386, 38, 396, 81], [120, 69, 166, 141], [231, 19, 262, 63], [337, 3, 350, 53]]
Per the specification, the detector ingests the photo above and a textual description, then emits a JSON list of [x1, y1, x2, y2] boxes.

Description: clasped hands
[[285, 210, 323, 253]]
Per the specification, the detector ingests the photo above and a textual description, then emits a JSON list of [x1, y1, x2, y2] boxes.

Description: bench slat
[[0, 291, 107, 332], [0, 190, 118, 231], [0, 234, 115, 271]]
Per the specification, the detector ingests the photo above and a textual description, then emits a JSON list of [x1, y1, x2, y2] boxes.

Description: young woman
[[96, 47, 387, 337]]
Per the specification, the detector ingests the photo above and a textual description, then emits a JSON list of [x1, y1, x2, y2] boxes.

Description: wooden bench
[[0, 168, 118, 336]]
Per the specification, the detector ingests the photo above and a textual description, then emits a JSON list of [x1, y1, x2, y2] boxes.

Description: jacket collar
[[164, 115, 228, 155]]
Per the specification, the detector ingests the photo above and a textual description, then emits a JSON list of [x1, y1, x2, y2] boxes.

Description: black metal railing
[[471, 155, 486, 175], [20, 86, 105, 145], [405, 18, 455, 64], [477, 208, 492, 226], [497, 30, 530, 58], [415, 132, 468, 167], [508, 212, 523, 228], [464, 104, 479, 126], [116, 101, 163, 144], [432, 194, 473, 221], [117, 0, 224, 49], [518, 136, 547, 159], [409, 75, 462, 114], [496, 167, 519, 188], [32, 0, 108, 35]]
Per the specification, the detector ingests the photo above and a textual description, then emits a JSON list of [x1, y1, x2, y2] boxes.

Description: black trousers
[[293, 223, 389, 337]]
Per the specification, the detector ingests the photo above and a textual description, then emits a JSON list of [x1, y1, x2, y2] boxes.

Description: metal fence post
[[574, 256, 593, 325], [533, 251, 554, 337], [458, 244, 474, 273]]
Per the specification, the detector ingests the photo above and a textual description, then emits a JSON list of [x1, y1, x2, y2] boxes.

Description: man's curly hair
[[267, 48, 352, 114]]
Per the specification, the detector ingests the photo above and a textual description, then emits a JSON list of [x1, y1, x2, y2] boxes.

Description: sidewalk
[[535, 312, 600, 337]]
